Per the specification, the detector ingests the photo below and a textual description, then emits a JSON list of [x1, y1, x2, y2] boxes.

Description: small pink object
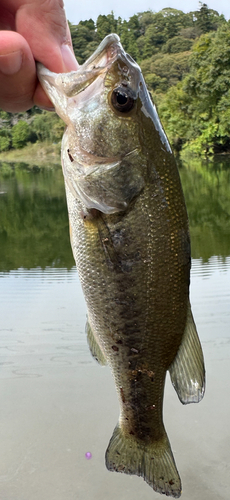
[[85, 452, 92, 460]]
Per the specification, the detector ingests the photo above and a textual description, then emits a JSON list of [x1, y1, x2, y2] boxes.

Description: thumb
[[16, 1, 78, 108]]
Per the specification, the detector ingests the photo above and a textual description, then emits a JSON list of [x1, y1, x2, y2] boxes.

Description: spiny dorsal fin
[[169, 302, 205, 404]]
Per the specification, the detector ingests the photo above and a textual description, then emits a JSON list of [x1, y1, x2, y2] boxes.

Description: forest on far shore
[[0, 3, 230, 156]]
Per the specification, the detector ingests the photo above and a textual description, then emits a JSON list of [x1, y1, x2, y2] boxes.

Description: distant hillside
[[0, 4, 229, 157]]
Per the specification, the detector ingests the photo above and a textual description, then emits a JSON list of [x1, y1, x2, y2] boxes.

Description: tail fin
[[105, 424, 181, 498]]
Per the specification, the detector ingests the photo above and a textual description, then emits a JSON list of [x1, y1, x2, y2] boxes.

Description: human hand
[[0, 0, 78, 112]]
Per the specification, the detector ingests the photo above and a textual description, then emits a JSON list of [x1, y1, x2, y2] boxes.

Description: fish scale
[[37, 33, 205, 498], [66, 179, 188, 449]]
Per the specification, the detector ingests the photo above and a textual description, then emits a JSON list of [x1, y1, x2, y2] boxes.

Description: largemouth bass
[[37, 34, 205, 498]]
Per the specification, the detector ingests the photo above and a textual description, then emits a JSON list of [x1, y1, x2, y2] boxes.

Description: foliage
[[141, 51, 191, 92], [159, 21, 230, 155], [0, 4, 229, 156], [0, 128, 11, 152], [11, 121, 30, 149], [193, 2, 225, 33], [32, 111, 65, 142], [179, 155, 230, 259], [162, 36, 193, 53], [120, 20, 140, 60], [1, 158, 230, 270], [69, 20, 97, 65], [96, 12, 118, 40], [0, 163, 74, 271]]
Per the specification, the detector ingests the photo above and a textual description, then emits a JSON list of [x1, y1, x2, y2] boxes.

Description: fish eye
[[111, 86, 136, 113]]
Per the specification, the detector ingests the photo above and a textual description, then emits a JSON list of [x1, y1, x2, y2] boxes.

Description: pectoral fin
[[169, 303, 205, 404], [86, 319, 107, 366]]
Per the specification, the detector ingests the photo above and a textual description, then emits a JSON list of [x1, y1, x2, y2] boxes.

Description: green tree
[[138, 9, 194, 59], [141, 23, 164, 58], [120, 21, 140, 60], [11, 121, 30, 149], [141, 51, 191, 92], [69, 21, 96, 64], [78, 19, 95, 31], [159, 22, 230, 154], [158, 82, 193, 150], [0, 6, 228, 156], [96, 12, 117, 41], [195, 3, 215, 32], [194, 2, 225, 33], [0, 164, 74, 271], [0, 110, 12, 123], [138, 11, 156, 35], [0, 110, 12, 150], [0, 129, 11, 151], [32, 111, 65, 142], [127, 14, 141, 39], [162, 36, 193, 53]]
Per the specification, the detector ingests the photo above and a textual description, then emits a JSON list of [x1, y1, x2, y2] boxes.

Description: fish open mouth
[[80, 34, 138, 74], [37, 34, 140, 103], [82, 34, 121, 72]]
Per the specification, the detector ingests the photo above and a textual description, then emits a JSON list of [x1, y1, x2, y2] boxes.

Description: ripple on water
[[0, 266, 91, 371], [190, 256, 230, 344], [0, 258, 230, 367]]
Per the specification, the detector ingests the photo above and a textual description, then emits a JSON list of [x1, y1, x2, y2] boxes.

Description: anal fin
[[169, 302, 205, 404]]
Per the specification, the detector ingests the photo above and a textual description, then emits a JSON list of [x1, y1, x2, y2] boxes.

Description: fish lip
[[82, 33, 121, 69], [81, 33, 140, 76]]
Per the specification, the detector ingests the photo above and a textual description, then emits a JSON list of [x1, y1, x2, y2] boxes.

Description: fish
[[37, 34, 205, 498]]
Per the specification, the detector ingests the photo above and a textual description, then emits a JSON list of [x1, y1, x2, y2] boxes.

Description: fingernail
[[61, 44, 78, 72], [39, 105, 55, 112], [0, 50, 22, 75]]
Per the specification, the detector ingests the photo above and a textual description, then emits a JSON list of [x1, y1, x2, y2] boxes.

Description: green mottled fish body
[[37, 34, 205, 498]]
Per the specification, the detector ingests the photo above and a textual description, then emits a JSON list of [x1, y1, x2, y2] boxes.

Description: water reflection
[[1, 158, 230, 272], [0, 158, 230, 500], [179, 156, 230, 260], [0, 161, 74, 271]]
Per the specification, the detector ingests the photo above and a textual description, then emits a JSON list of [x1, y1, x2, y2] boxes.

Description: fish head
[[37, 34, 171, 213]]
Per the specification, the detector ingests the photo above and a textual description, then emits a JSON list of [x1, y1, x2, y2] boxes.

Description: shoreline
[[0, 141, 61, 167], [1, 142, 230, 169]]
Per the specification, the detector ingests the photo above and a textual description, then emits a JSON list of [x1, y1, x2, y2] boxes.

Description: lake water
[[0, 157, 230, 500]]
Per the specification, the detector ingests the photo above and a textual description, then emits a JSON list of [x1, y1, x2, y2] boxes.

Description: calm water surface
[[0, 158, 230, 500]]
